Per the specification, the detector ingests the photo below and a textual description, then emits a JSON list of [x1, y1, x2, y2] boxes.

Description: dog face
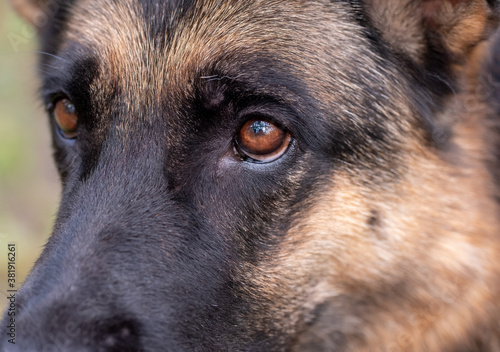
[[5, 0, 500, 351]]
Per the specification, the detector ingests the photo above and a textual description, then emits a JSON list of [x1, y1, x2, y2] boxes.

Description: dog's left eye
[[49, 98, 78, 139], [235, 118, 291, 163]]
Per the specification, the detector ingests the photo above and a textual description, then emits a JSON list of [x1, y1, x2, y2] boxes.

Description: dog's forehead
[[57, 0, 375, 103]]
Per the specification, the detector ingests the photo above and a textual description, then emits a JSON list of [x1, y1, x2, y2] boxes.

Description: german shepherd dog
[[5, 0, 500, 351]]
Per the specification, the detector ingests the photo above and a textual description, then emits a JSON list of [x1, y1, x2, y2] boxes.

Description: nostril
[[100, 320, 140, 351], [103, 325, 131, 347]]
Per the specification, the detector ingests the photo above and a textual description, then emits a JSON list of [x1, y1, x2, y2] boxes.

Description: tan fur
[[12, 0, 500, 349], [63, 1, 500, 349], [366, 0, 426, 62], [242, 29, 500, 352], [366, 0, 498, 71], [63, 0, 399, 130], [431, 0, 498, 73], [244, 142, 499, 350]]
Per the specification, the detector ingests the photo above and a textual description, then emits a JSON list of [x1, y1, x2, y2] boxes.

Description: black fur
[[3, 0, 497, 351]]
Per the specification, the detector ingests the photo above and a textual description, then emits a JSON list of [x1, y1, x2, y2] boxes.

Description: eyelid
[[45, 91, 74, 111], [237, 112, 290, 135]]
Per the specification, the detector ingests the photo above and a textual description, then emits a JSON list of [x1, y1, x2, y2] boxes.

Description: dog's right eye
[[48, 98, 78, 140]]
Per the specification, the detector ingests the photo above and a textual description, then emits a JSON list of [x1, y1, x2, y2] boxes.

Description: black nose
[[76, 318, 141, 352], [100, 320, 138, 351], [2, 299, 142, 352]]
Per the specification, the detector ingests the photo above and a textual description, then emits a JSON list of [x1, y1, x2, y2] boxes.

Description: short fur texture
[[4, 0, 500, 351]]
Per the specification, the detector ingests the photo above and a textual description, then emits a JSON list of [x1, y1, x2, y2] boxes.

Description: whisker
[[200, 75, 235, 81], [32, 51, 68, 63]]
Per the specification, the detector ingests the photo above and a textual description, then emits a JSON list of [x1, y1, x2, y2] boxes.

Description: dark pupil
[[251, 121, 271, 134]]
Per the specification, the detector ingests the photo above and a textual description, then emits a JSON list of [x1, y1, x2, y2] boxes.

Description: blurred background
[[0, 2, 60, 310]]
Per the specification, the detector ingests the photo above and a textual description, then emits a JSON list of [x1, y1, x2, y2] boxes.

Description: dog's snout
[[4, 285, 142, 352], [5, 309, 142, 352]]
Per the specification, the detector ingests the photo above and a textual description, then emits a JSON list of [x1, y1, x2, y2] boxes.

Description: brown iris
[[236, 119, 291, 162], [53, 98, 78, 139]]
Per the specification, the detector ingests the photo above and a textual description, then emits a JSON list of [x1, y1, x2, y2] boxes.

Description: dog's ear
[[8, 0, 51, 29], [365, 0, 499, 68]]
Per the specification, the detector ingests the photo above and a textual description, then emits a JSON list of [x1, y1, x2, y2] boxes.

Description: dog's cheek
[[242, 131, 500, 350]]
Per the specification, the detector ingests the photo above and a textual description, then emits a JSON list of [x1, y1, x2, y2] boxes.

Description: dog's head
[[5, 0, 500, 351]]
